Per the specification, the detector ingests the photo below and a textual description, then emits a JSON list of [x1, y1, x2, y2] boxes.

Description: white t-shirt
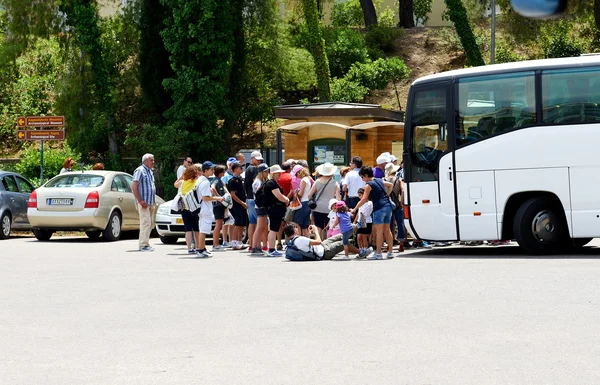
[[292, 236, 324, 258], [298, 177, 312, 202], [343, 168, 365, 197], [327, 211, 340, 231], [252, 178, 263, 194], [197, 176, 213, 216], [176, 164, 185, 179], [358, 201, 373, 224]]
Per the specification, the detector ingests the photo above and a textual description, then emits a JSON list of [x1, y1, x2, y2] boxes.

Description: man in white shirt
[[176, 156, 192, 179], [283, 223, 364, 260], [343, 156, 365, 209]]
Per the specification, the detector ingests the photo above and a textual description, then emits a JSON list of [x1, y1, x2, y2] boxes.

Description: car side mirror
[[510, 0, 567, 18]]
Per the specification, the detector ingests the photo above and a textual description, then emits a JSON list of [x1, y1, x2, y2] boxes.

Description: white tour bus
[[403, 55, 600, 254]]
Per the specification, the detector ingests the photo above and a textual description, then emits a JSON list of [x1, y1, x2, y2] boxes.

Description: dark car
[[0, 171, 35, 239]]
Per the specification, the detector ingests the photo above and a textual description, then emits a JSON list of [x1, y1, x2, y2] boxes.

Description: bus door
[[405, 82, 457, 241]]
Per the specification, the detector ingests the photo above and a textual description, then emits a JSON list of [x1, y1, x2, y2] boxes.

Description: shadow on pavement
[[402, 245, 600, 259]]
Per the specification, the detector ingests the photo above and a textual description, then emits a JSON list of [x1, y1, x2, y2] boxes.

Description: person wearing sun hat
[[307, 163, 340, 236], [244, 151, 263, 252], [374, 152, 391, 179], [385, 162, 405, 252], [263, 165, 290, 257]]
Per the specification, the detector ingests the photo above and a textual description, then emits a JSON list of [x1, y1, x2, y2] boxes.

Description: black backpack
[[285, 236, 321, 261]]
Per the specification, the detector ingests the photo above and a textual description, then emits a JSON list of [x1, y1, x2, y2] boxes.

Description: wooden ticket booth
[[275, 103, 405, 173]]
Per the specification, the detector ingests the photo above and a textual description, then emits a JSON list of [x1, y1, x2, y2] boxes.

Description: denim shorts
[[341, 229, 353, 246], [247, 199, 257, 225], [372, 205, 392, 225]]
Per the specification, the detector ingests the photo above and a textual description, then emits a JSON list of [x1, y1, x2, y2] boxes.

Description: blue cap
[[226, 157, 237, 165], [202, 161, 215, 170], [257, 163, 269, 173]]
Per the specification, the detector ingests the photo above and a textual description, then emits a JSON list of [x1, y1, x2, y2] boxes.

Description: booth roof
[[275, 102, 404, 122]]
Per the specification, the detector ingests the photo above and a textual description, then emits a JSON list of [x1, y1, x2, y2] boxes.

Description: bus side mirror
[[510, 0, 567, 18]]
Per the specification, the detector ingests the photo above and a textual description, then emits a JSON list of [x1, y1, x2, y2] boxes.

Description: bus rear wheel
[[513, 197, 568, 255]]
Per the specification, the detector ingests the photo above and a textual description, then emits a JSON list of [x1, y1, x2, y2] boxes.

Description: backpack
[[389, 178, 402, 212], [183, 187, 201, 214], [254, 180, 267, 208], [285, 236, 321, 261]]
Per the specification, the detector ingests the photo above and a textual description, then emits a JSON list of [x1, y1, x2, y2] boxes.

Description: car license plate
[[176, 218, 183, 224], [48, 198, 73, 205]]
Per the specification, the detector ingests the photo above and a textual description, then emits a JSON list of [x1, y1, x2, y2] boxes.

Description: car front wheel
[[103, 212, 122, 242], [0, 212, 11, 239]]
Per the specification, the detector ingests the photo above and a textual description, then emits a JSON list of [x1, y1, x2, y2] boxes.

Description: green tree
[[160, 0, 234, 159], [60, 0, 121, 164], [139, 0, 173, 119], [444, 0, 484, 67], [301, 0, 331, 101]]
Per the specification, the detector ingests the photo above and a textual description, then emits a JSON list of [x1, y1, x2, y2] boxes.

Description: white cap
[[251, 151, 263, 160], [376, 152, 391, 165], [390, 155, 397, 163]]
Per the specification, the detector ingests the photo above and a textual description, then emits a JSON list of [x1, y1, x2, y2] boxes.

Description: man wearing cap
[[195, 162, 223, 257], [222, 157, 237, 185], [244, 151, 263, 251], [227, 163, 248, 249], [374, 152, 390, 179], [343, 156, 365, 209]]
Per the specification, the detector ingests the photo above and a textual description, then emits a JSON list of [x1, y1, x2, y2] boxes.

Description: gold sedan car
[[27, 171, 165, 241]]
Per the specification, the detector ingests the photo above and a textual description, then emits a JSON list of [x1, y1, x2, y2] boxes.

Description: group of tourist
[[141, 149, 413, 261]]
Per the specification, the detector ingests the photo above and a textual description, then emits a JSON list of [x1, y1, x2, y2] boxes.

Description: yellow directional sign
[[17, 130, 25, 140], [17, 117, 25, 127], [17, 130, 65, 141]]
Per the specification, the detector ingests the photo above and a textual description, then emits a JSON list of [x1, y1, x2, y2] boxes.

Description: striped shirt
[[132, 164, 156, 205]]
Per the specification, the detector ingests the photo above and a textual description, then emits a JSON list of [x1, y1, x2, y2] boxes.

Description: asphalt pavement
[[2, 235, 600, 384]]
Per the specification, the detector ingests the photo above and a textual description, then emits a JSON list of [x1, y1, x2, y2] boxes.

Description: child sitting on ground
[[332, 200, 357, 260]]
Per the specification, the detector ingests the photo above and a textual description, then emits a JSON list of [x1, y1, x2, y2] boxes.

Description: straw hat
[[269, 164, 284, 174], [385, 162, 401, 175], [316, 162, 337, 177]]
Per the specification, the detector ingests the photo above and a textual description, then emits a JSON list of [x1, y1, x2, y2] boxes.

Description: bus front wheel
[[513, 197, 568, 255]]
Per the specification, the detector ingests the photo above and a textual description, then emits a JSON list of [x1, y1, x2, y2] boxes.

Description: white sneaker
[[385, 252, 395, 259], [338, 255, 350, 260], [222, 241, 232, 249], [364, 247, 373, 258], [367, 253, 383, 260], [196, 249, 213, 258]]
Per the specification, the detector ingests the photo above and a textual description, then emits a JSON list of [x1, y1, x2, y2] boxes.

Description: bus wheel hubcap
[[532, 210, 559, 243]]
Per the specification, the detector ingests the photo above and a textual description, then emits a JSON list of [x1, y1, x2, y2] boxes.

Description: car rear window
[[45, 174, 105, 188]]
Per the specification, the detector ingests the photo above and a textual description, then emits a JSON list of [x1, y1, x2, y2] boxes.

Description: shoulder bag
[[308, 178, 331, 210]]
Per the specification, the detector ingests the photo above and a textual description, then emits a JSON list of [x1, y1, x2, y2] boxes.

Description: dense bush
[[330, 77, 369, 102], [495, 45, 524, 64], [414, 0, 433, 25], [16, 144, 80, 186], [276, 46, 318, 91], [542, 23, 584, 58], [331, 58, 410, 102], [323, 27, 370, 78], [331, 0, 364, 28], [365, 25, 403, 59]]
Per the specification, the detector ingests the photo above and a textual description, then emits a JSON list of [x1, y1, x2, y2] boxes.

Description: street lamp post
[[491, 0, 496, 64]]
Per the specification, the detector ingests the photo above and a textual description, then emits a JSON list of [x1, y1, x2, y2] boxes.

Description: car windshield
[[45, 174, 105, 188]]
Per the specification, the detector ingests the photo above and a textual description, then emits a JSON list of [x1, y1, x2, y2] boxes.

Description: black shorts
[[231, 204, 248, 227], [312, 211, 329, 229], [267, 205, 286, 232], [255, 207, 267, 217], [181, 209, 199, 232], [213, 205, 226, 220], [357, 223, 372, 235]]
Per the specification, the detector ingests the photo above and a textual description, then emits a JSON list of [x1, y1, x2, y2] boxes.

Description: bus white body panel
[[456, 170, 498, 240], [569, 166, 600, 238], [494, 167, 572, 236]]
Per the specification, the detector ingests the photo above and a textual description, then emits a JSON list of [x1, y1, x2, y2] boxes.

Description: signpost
[[16, 116, 66, 184]]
